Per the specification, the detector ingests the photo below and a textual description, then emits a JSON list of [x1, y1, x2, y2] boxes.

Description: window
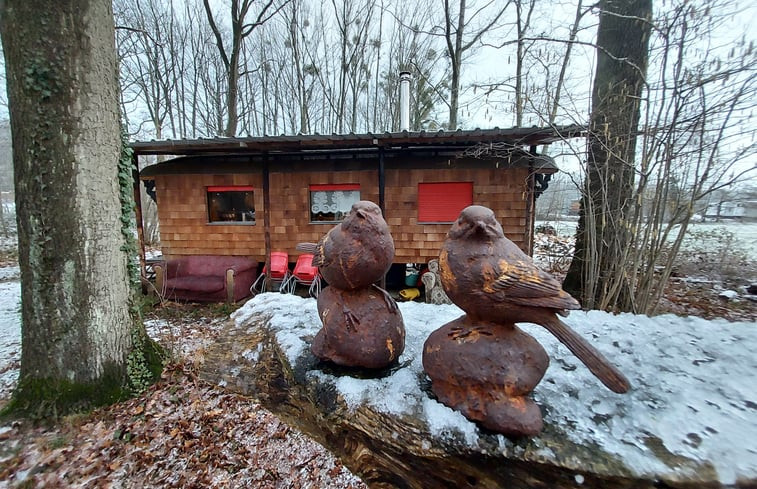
[[207, 186, 255, 224], [310, 184, 360, 223], [418, 182, 473, 223]]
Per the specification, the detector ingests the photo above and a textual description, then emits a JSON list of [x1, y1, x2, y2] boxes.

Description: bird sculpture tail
[[539, 314, 630, 394]]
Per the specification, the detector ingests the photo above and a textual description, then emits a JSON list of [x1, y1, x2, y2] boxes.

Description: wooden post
[[526, 146, 537, 256], [132, 152, 148, 293], [378, 147, 387, 289], [262, 155, 272, 291], [378, 147, 385, 215], [225, 269, 235, 304]]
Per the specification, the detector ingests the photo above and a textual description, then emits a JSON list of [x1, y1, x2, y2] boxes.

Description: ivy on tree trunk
[[0, 0, 161, 418]]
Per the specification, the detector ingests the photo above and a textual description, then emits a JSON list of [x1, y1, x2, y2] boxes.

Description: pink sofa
[[155, 255, 258, 303]]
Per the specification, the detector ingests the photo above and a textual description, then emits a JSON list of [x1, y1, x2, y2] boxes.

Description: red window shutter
[[418, 182, 473, 223]]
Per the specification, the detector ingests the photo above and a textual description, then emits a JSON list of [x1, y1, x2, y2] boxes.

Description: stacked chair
[[250, 251, 291, 295], [281, 253, 321, 298]]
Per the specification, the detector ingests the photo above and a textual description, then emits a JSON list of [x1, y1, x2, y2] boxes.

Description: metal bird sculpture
[[297, 200, 395, 291], [438, 205, 630, 394], [299, 200, 404, 369]]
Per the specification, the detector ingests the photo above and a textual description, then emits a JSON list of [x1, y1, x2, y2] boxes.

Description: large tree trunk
[[564, 0, 652, 310], [1, 0, 146, 413]]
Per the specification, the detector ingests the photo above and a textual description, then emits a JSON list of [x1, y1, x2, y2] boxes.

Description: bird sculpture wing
[[492, 259, 628, 393], [490, 259, 580, 310]]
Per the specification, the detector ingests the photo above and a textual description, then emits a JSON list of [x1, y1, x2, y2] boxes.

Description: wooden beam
[[526, 146, 537, 256], [379, 147, 387, 289], [378, 147, 386, 215], [131, 152, 148, 293], [262, 155, 271, 291]]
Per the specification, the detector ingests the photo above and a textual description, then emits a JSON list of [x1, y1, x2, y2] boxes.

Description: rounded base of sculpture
[[422, 314, 549, 437], [313, 286, 405, 369]]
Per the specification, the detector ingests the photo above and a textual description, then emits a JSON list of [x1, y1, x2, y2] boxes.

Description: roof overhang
[[133, 125, 586, 177], [131, 125, 585, 156]]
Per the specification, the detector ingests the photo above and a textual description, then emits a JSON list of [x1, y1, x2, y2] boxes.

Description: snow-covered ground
[[233, 293, 757, 485], [0, 259, 755, 482], [0, 267, 20, 399], [537, 219, 757, 261]]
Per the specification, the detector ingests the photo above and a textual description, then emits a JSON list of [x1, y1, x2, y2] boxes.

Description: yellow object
[[399, 288, 420, 301]]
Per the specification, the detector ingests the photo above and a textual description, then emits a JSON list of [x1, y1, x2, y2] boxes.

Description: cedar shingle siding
[[154, 167, 529, 263]]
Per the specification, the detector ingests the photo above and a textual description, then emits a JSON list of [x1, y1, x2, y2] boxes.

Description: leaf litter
[[0, 303, 367, 489]]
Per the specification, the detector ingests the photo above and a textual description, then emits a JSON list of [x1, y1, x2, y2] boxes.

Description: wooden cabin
[[131, 126, 583, 274]]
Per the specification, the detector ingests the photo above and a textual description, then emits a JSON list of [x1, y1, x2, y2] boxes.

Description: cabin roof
[[131, 125, 585, 157]]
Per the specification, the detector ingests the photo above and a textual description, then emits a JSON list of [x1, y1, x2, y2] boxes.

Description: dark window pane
[[207, 189, 255, 223]]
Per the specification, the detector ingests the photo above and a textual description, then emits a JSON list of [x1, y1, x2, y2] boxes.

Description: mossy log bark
[[198, 305, 748, 489]]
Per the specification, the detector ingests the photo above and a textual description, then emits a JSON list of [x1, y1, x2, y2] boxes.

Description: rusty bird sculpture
[[300, 200, 404, 369], [438, 205, 630, 394], [298, 200, 395, 292]]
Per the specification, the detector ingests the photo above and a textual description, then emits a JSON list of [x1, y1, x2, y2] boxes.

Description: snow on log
[[198, 293, 757, 489]]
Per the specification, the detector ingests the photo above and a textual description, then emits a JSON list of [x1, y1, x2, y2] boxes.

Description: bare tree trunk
[[1, 0, 157, 415], [564, 0, 652, 310], [442, 0, 508, 130], [548, 0, 583, 125], [203, 0, 286, 137], [513, 0, 536, 126], [444, 0, 465, 129]]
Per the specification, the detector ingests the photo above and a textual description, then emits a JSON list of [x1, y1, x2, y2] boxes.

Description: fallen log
[[198, 293, 757, 489]]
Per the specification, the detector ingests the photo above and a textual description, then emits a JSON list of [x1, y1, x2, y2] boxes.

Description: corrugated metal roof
[[130, 125, 586, 156]]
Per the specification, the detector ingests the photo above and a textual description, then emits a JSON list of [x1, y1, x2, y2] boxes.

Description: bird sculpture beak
[[356, 210, 366, 219], [476, 221, 488, 234]]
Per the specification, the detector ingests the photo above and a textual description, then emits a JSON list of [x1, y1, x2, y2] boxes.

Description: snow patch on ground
[[144, 315, 228, 361], [234, 293, 757, 484], [0, 266, 19, 281], [0, 277, 20, 399]]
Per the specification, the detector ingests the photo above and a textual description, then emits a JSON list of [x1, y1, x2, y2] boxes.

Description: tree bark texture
[[564, 0, 652, 310], [1, 0, 134, 403]]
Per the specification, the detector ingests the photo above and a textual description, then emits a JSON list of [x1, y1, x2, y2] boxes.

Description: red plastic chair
[[267, 251, 290, 280], [282, 253, 321, 297], [251, 251, 291, 295]]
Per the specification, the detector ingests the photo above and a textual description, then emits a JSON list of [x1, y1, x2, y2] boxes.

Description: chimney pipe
[[399, 71, 411, 131]]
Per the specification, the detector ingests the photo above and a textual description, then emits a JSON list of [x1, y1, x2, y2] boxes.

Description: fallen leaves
[[0, 363, 367, 488]]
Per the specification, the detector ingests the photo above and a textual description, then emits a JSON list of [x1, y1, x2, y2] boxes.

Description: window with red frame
[[309, 184, 361, 223], [417, 182, 473, 223], [207, 186, 255, 224]]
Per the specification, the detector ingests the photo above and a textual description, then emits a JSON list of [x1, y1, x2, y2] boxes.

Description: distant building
[[705, 200, 757, 221]]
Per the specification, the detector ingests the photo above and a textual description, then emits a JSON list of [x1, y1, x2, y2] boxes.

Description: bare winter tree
[[203, 0, 290, 136], [440, 0, 508, 129], [469, 0, 594, 131], [616, 0, 757, 313], [563, 0, 653, 310], [0, 0, 160, 415], [276, 0, 317, 134], [116, 0, 176, 140], [561, 0, 756, 314]]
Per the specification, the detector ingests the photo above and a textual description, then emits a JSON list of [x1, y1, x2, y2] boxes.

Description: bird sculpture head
[[342, 200, 386, 232], [447, 205, 505, 241]]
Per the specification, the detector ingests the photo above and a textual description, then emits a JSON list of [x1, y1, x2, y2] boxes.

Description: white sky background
[[0, 1, 754, 178], [456, 0, 757, 175], [455, 1, 598, 129]]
